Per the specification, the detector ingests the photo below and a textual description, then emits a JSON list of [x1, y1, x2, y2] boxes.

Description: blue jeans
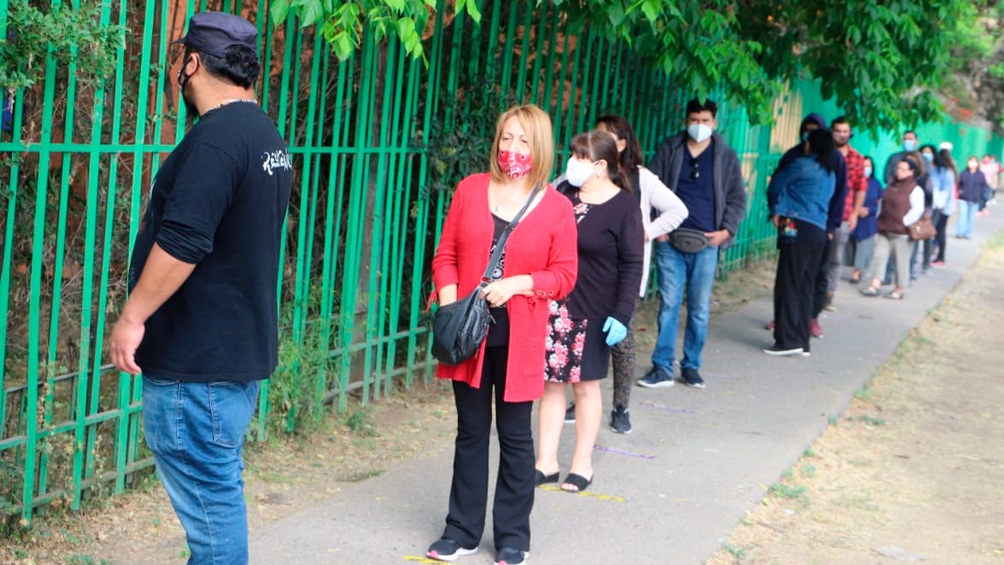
[[957, 200, 977, 237], [143, 376, 260, 565], [651, 242, 720, 372]]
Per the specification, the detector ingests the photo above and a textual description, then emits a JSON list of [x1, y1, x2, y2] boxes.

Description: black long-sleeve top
[[557, 183, 644, 325]]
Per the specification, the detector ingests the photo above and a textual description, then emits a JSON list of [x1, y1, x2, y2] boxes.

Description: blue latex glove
[[602, 316, 628, 346]]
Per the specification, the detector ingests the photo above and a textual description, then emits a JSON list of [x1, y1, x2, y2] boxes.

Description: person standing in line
[[957, 156, 990, 239], [930, 143, 957, 267], [535, 130, 644, 493], [860, 157, 925, 300], [883, 130, 919, 184], [848, 156, 884, 283], [917, 144, 950, 271], [637, 98, 746, 390], [108, 12, 293, 564], [426, 105, 578, 565], [823, 116, 867, 309], [979, 154, 999, 213], [763, 129, 837, 356], [562, 115, 689, 434], [763, 113, 846, 338]]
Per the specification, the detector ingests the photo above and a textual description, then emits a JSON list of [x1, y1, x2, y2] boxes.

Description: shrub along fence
[[1, 0, 1000, 525]]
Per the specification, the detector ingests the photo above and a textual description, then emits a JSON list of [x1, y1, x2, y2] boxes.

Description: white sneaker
[[762, 346, 805, 357]]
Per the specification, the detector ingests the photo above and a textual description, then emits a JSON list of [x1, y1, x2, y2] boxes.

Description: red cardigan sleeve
[[528, 190, 578, 302], [430, 182, 468, 293]]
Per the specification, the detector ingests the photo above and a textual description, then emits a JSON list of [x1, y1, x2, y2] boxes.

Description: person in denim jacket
[[764, 129, 838, 356]]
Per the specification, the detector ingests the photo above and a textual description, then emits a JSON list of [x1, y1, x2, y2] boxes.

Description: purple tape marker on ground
[[638, 400, 692, 414], [594, 444, 656, 459]]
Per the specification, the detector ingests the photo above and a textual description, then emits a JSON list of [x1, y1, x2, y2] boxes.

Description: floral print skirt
[[544, 299, 611, 383]]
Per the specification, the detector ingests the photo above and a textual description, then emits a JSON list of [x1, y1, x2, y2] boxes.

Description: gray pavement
[[250, 209, 1004, 565]]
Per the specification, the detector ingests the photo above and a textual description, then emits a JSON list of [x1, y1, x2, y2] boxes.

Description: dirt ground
[[707, 236, 1004, 565], [2, 245, 1002, 564]]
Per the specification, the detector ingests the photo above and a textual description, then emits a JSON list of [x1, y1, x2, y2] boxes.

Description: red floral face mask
[[497, 150, 532, 179]]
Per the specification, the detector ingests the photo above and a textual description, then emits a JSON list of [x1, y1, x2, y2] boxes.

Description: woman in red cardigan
[[426, 104, 578, 565]]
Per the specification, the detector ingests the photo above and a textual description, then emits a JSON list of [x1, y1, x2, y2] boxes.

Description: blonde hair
[[488, 104, 554, 189]]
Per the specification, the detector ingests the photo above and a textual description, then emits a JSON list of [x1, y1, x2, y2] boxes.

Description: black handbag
[[431, 186, 541, 365]]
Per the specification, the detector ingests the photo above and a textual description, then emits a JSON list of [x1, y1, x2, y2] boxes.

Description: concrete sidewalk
[[249, 211, 1003, 565]]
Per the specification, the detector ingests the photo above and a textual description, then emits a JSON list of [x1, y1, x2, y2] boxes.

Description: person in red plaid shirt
[[824, 116, 868, 310]]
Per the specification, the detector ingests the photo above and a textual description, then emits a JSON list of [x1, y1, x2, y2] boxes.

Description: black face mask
[[177, 56, 200, 119]]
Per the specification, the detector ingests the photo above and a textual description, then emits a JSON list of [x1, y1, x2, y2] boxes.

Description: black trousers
[[775, 221, 828, 351], [811, 236, 832, 318], [444, 346, 534, 552], [933, 210, 949, 262]]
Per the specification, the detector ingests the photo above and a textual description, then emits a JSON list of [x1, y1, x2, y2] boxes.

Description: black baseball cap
[[173, 11, 258, 58]]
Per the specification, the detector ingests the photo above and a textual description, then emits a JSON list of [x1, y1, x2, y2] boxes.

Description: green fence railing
[[1, 0, 1000, 524]]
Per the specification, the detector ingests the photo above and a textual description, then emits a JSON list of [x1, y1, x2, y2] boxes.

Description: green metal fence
[[1, 0, 1000, 524]]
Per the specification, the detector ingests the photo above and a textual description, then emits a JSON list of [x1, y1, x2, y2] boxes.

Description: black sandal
[[860, 285, 880, 297], [560, 472, 592, 493], [534, 469, 559, 487]]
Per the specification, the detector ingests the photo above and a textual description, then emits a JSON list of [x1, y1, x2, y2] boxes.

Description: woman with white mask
[[535, 130, 644, 493]]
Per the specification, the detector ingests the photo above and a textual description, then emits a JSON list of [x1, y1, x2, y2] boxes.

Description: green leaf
[[271, 0, 290, 26]]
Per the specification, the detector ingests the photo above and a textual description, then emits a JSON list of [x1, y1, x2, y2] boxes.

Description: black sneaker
[[564, 402, 576, 424], [681, 368, 706, 389], [495, 547, 528, 565], [637, 365, 675, 388], [610, 406, 632, 434], [428, 538, 477, 562]]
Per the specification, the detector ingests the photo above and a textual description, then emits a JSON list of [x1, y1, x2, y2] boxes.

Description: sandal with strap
[[860, 285, 880, 297], [560, 472, 592, 493], [534, 469, 559, 487], [884, 290, 905, 300]]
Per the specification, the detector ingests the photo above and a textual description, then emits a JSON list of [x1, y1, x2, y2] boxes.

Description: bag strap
[[479, 185, 541, 283]]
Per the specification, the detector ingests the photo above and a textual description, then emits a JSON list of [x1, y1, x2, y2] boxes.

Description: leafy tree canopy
[[273, 0, 987, 132]]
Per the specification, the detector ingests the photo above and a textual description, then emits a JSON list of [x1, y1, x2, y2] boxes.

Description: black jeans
[[811, 237, 832, 318], [933, 209, 949, 262], [443, 346, 534, 552], [775, 221, 828, 351]]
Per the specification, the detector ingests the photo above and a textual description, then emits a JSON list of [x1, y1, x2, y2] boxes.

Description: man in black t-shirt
[[108, 12, 292, 563]]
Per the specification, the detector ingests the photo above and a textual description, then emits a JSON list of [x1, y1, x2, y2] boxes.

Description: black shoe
[[564, 402, 576, 424], [637, 365, 675, 388], [610, 406, 632, 434], [681, 368, 706, 389], [494, 546, 528, 565], [428, 538, 478, 562]]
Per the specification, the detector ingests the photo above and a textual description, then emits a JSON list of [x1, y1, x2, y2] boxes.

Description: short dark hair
[[595, 114, 643, 172], [831, 116, 850, 128], [685, 98, 717, 118], [903, 130, 917, 138], [187, 45, 260, 89]]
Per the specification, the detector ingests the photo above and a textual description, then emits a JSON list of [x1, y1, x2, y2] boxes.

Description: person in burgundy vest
[[860, 157, 925, 300]]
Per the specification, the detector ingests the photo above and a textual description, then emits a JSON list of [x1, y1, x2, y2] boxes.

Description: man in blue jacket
[[638, 98, 746, 389]]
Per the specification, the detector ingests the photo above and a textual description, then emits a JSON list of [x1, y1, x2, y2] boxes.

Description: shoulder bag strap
[[479, 185, 542, 283]]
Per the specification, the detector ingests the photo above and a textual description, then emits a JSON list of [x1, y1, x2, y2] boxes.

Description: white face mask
[[687, 123, 713, 143], [864, 166, 873, 178], [565, 158, 596, 187]]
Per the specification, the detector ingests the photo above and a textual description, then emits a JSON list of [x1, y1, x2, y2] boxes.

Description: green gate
[[1, 0, 1000, 524]]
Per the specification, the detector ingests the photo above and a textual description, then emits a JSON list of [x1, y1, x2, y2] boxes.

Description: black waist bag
[[668, 228, 710, 253], [431, 186, 540, 366]]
